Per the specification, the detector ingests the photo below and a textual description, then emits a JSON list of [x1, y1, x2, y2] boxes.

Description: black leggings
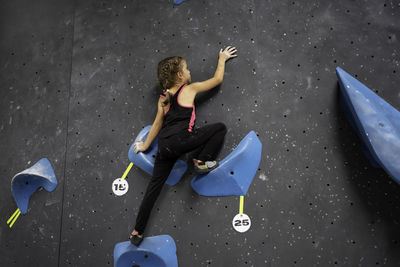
[[134, 122, 227, 234]]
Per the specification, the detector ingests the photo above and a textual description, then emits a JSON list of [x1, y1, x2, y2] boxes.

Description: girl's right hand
[[219, 46, 237, 61], [134, 140, 147, 153]]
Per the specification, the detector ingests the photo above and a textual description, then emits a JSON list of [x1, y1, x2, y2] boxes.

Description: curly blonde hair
[[157, 56, 184, 106]]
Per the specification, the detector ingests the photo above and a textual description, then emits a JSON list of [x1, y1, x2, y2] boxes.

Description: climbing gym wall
[[1, 0, 400, 266]]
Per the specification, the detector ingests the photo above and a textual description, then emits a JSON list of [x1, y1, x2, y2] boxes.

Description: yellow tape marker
[[9, 210, 21, 228], [7, 209, 20, 225], [121, 162, 134, 180], [239, 196, 244, 214]]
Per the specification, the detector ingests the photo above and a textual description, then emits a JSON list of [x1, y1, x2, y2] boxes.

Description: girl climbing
[[129, 46, 237, 246]]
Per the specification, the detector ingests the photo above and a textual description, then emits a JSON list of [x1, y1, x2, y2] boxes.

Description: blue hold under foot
[[191, 131, 262, 196], [114, 235, 178, 267]]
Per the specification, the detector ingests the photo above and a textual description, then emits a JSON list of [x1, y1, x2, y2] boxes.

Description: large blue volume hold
[[114, 235, 178, 267], [128, 125, 187, 186], [11, 158, 58, 215], [191, 131, 262, 196], [336, 67, 400, 184]]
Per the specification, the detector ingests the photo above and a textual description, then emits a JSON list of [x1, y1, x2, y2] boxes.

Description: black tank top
[[158, 84, 196, 139]]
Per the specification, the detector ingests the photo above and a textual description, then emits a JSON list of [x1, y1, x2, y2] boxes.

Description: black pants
[[134, 122, 227, 234]]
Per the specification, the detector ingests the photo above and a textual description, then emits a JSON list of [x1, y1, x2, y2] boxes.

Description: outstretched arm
[[189, 46, 237, 94], [134, 98, 164, 153]]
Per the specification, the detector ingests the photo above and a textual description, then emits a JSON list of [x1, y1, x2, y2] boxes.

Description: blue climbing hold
[[336, 67, 400, 184], [114, 235, 178, 267], [191, 131, 262, 196], [128, 125, 187, 186], [11, 158, 57, 215], [174, 0, 187, 5]]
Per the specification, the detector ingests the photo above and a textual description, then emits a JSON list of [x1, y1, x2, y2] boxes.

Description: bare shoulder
[[158, 96, 169, 114], [185, 83, 196, 92], [186, 77, 221, 94], [158, 96, 165, 108], [183, 83, 198, 96]]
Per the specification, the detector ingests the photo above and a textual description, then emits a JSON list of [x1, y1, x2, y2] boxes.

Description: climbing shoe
[[194, 160, 219, 173], [129, 233, 144, 246]]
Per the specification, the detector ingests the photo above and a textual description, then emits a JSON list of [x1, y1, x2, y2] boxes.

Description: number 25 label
[[232, 213, 251, 233]]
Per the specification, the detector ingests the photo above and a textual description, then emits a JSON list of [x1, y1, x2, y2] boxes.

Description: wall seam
[[57, 0, 76, 266]]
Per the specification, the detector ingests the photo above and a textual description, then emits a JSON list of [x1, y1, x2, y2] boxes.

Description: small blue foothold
[[114, 235, 178, 267], [11, 158, 57, 215], [191, 131, 262, 196], [336, 67, 400, 184], [174, 0, 187, 5], [128, 125, 187, 186]]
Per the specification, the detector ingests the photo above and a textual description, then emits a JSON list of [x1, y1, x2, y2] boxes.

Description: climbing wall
[[0, 0, 74, 265], [1, 0, 400, 266]]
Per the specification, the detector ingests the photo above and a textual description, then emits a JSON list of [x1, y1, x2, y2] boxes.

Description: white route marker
[[232, 213, 251, 233], [112, 178, 129, 196]]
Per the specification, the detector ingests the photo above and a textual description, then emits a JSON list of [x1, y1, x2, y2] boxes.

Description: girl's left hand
[[134, 140, 147, 153], [219, 46, 237, 61]]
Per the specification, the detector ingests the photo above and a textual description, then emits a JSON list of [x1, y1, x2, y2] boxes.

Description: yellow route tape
[[121, 162, 134, 180], [239, 196, 244, 214], [9, 210, 21, 228], [7, 209, 20, 225]]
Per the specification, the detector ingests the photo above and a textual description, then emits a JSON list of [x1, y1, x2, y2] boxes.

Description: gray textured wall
[[1, 0, 400, 266]]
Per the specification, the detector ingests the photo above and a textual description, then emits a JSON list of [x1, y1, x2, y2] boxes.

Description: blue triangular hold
[[114, 235, 178, 267], [128, 125, 187, 186], [191, 131, 262, 196], [11, 158, 58, 215], [336, 67, 400, 184]]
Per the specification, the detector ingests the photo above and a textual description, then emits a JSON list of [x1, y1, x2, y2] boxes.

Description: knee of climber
[[217, 122, 227, 134]]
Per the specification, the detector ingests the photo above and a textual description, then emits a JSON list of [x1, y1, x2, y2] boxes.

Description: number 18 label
[[112, 178, 129, 196], [232, 213, 251, 233]]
